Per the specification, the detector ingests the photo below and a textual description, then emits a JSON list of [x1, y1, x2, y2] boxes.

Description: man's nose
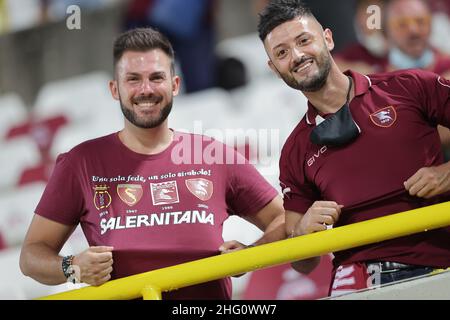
[[291, 47, 304, 62], [406, 22, 421, 35], [139, 79, 155, 95]]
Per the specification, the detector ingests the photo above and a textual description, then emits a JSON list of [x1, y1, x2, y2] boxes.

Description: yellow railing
[[40, 201, 450, 300]]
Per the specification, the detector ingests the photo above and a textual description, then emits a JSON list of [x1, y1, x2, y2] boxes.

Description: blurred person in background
[[19, 27, 285, 300], [124, 0, 219, 93], [385, 0, 450, 77], [385, 0, 450, 159], [334, 0, 389, 74], [258, 0, 450, 297]]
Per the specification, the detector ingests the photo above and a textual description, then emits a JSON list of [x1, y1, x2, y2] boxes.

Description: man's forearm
[[253, 215, 286, 246], [20, 243, 66, 285]]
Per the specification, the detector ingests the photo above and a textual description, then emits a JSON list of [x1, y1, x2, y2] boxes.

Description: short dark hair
[[113, 27, 175, 73], [258, 0, 314, 42]]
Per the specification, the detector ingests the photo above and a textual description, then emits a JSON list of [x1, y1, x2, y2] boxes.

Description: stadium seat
[[0, 183, 46, 247], [33, 71, 114, 123], [170, 88, 237, 137], [0, 137, 42, 190], [0, 93, 28, 140], [0, 182, 89, 299], [231, 76, 307, 142], [49, 118, 122, 158], [6, 114, 69, 154], [0, 226, 89, 300], [228, 76, 308, 186], [17, 159, 54, 186]]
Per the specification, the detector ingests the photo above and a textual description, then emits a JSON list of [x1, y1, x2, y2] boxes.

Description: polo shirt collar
[[305, 70, 372, 126]]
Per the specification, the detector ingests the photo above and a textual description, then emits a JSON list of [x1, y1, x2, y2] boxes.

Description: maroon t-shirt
[[35, 131, 278, 299], [280, 69, 450, 268]]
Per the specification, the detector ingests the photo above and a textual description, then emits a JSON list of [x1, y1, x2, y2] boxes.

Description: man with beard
[[258, 0, 450, 296], [19, 28, 285, 299]]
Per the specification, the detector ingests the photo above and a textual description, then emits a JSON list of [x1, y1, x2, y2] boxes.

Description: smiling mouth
[[134, 101, 158, 108], [132, 97, 162, 109], [292, 59, 314, 73]]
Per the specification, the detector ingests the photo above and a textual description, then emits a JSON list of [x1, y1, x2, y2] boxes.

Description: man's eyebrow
[[125, 71, 166, 77], [150, 71, 166, 77], [125, 72, 140, 77], [272, 32, 309, 51]]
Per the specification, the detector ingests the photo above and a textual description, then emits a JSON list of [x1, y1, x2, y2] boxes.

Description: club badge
[[93, 185, 112, 210], [117, 184, 143, 207], [185, 178, 213, 201], [150, 181, 180, 205], [370, 106, 397, 128]]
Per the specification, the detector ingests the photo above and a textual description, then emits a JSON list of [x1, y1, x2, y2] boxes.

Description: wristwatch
[[62, 255, 80, 284]]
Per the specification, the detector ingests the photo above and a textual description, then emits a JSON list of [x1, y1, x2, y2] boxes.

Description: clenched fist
[[72, 246, 114, 286], [294, 201, 343, 236]]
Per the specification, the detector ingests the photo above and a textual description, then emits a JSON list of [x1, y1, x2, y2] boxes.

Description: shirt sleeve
[[279, 142, 320, 214], [225, 147, 278, 217], [410, 70, 450, 128], [35, 153, 85, 225]]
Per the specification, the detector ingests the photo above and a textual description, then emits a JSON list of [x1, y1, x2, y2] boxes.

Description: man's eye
[[298, 38, 309, 45], [277, 49, 287, 58]]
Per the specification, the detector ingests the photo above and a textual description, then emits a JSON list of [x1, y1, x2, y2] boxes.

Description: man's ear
[[109, 80, 119, 101], [323, 28, 335, 52], [172, 75, 181, 97], [268, 60, 282, 79]]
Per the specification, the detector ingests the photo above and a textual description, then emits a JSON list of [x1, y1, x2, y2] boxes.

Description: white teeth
[[135, 102, 156, 107], [294, 60, 313, 73]]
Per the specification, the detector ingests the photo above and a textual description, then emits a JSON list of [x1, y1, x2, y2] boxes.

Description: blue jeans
[[379, 266, 435, 285]]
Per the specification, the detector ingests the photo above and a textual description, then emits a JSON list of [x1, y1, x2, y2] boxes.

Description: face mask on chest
[[309, 76, 361, 147], [310, 104, 361, 147]]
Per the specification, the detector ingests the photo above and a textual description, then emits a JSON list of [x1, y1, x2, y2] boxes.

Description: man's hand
[[219, 241, 251, 277], [72, 246, 114, 286], [219, 240, 248, 254], [404, 164, 450, 199], [294, 201, 343, 236]]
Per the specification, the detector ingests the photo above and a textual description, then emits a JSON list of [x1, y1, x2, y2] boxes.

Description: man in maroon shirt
[[19, 28, 285, 299], [258, 0, 450, 296]]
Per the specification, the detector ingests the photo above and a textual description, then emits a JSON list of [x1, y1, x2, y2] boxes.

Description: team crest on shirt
[[370, 106, 397, 128], [185, 178, 213, 201], [117, 184, 143, 207], [150, 181, 180, 205], [93, 185, 112, 210]]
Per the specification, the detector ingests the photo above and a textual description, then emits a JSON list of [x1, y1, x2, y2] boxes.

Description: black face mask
[[310, 104, 360, 147], [309, 76, 361, 147]]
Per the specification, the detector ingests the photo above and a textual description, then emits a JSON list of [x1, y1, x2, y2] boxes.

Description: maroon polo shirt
[[280, 69, 450, 268]]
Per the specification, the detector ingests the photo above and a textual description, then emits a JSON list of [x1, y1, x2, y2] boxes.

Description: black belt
[[366, 261, 428, 273]]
